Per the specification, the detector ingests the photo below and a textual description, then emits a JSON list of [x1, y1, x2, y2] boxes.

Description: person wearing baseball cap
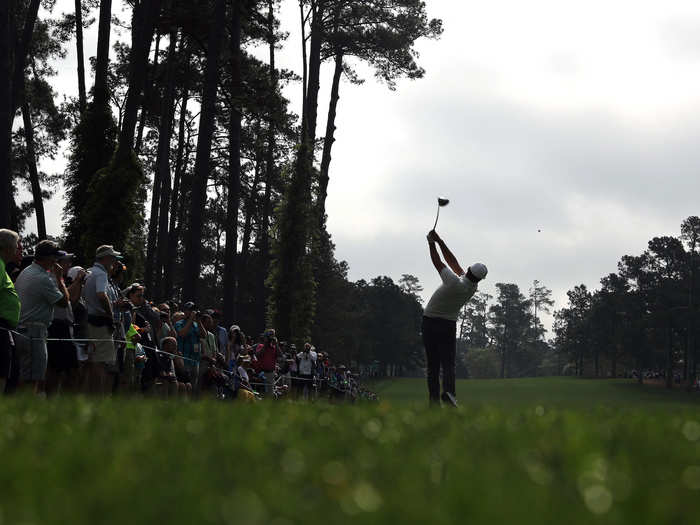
[[13, 240, 70, 393], [82, 244, 122, 394], [423, 229, 487, 407]]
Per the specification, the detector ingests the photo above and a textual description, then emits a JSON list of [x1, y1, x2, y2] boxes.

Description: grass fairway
[[0, 379, 698, 525], [376, 376, 700, 409]]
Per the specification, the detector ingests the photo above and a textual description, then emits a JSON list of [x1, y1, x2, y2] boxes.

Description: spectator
[[255, 329, 279, 394], [210, 310, 228, 354], [296, 343, 317, 400], [197, 312, 218, 393], [0, 229, 21, 394], [45, 253, 85, 395], [227, 325, 244, 368], [4, 235, 24, 282], [126, 283, 161, 347], [83, 245, 121, 395], [108, 261, 129, 392], [175, 302, 200, 388], [14, 240, 70, 394], [157, 303, 175, 342], [157, 337, 181, 397], [124, 283, 160, 391], [67, 267, 90, 385], [164, 336, 192, 397]]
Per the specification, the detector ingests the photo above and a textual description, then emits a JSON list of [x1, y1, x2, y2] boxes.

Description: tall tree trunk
[[240, 136, 262, 282], [0, 1, 12, 228], [134, 31, 160, 156], [164, 79, 189, 299], [21, 100, 46, 239], [317, 50, 342, 229], [93, 0, 113, 110], [223, 1, 242, 325], [115, 0, 160, 163], [299, 0, 308, 126], [594, 347, 599, 377], [686, 253, 695, 384], [74, 0, 87, 114], [666, 316, 673, 389], [10, 0, 41, 114], [1, 0, 40, 228], [270, 0, 325, 339], [304, 1, 325, 146], [182, 0, 227, 303], [146, 29, 178, 297], [154, 32, 181, 301], [257, 0, 277, 323]]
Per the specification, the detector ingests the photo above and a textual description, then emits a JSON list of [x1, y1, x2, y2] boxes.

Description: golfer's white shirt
[[423, 267, 478, 322]]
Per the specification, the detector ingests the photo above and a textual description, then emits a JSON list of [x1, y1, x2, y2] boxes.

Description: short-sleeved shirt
[[126, 324, 139, 349], [423, 267, 478, 322], [202, 330, 217, 360], [216, 325, 228, 352], [15, 263, 64, 327], [297, 350, 317, 375], [0, 257, 21, 328], [175, 319, 200, 363], [83, 263, 110, 316]]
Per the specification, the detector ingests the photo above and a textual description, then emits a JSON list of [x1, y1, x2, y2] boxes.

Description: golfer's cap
[[67, 266, 85, 281], [34, 240, 61, 258], [229, 324, 240, 332], [96, 245, 122, 258], [468, 263, 488, 281]]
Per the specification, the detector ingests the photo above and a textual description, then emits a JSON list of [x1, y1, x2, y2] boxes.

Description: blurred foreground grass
[[0, 378, 698, 525]]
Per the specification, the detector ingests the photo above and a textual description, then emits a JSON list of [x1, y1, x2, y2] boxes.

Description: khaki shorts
[[86, 323, 116, 365], [15, 323, 48, 382]]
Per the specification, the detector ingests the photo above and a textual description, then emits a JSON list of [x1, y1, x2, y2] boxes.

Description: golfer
[[423, 230, 487, 406]]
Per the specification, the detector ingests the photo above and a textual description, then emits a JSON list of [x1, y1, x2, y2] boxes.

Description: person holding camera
[[14, 240, 70, 394], [175, 301, 201, 389], [255, 329, 279, 395], [296, 343, 317, 400]]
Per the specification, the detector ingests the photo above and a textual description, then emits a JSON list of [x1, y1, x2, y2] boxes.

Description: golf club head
[[438, 198, 449, 207]]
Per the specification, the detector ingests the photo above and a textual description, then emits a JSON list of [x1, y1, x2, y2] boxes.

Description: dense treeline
[[456, 279, 557, 379], [0, 0, 441, 371], [554, 216, 700, 388], [456, 216, 700, 386]]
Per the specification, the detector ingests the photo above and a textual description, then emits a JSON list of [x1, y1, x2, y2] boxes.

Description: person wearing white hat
[[423, 229, 487, 407]]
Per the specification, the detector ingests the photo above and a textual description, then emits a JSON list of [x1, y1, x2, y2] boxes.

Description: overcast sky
[[25, 0, 700, 334]]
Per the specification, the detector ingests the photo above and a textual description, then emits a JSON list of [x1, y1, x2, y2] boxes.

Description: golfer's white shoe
[[441, 392, 458, 408]]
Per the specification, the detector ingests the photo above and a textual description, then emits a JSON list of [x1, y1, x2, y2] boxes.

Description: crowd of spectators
[[0, 230, 374, 402]]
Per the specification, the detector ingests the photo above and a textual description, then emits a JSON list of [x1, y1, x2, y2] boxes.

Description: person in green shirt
[[0, 229, 21, 392]]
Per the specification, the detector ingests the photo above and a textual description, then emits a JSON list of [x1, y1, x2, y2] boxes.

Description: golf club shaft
[[433, 205, 440, 231]]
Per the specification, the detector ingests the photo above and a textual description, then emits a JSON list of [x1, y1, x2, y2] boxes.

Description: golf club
[[433, 197, 450, 230]]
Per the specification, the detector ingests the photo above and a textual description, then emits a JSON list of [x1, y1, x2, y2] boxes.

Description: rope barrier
[[1, 326, 375, 399]]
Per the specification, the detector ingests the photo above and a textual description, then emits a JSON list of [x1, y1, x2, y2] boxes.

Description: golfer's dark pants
[[422, 316, 456, 403]]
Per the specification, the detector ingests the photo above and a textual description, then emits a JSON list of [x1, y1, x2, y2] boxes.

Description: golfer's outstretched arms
[[434, 235, 464, 276], [427, 235, 446, 273]]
